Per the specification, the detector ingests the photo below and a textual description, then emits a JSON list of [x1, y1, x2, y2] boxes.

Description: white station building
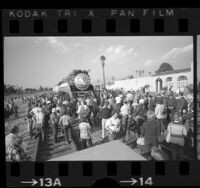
[[107, 63, 193, 93]]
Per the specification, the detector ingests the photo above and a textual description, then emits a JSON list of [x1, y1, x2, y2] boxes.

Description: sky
[[4, 36, 193, 89]]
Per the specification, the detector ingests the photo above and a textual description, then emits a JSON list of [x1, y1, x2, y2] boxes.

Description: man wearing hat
[[141, 111, 160, 159], [50, 108, 59, 143]]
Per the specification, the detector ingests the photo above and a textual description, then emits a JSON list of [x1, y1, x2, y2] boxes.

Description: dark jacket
[[99, 107, 111, 119], [165, 97, 176, 108], [133, 103, 146, 117], [141, 119, 160, 146], [176, 97, 188, 112]]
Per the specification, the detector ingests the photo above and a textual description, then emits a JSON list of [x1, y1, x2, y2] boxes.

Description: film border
[[2, 8, 200, 187]]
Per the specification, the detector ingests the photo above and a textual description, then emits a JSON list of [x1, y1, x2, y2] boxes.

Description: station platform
[[49, 140, 147, 161]]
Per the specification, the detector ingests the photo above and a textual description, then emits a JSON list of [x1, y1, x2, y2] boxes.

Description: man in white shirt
[[105, 112, 121, 141], [126, 91, 134, 102], [120, 100, 130, 135], [29, 104, 42, 117], [115, 95, 122, 104], [59, 109, 72, 144], [77, 101, 90, 118], [155, 101, 165, 133], [36, 111, 45, 142]]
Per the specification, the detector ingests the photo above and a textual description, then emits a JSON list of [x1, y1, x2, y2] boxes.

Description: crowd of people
[[4, 97, 19, 119], [5, 86, 194, 161]]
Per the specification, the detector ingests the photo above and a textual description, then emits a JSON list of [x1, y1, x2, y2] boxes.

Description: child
[[79, 117, 92, 149]]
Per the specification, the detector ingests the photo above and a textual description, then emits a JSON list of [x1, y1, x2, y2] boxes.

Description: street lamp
[[112, 76, 115, 84], [100, 55, 106, 90]]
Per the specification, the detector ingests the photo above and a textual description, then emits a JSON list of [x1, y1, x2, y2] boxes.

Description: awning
[[58, 83, 72, 97]]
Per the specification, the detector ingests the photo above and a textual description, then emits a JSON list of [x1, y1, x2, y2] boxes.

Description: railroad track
[[5, 99, 40, 161], [36, 125, 77, 161]]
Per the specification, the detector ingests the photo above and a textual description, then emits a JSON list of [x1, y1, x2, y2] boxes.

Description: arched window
[[166, 77, 172, 82], [177, 76, 187, 89], [165, 77, 173, 89], [155, 78, 163, 92]]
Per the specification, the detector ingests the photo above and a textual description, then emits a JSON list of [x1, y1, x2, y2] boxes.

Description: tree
[[127, 75, 134, 79], [39, 85, 44, 91], [143, 84, 150, 89], [157, 63, 174, 74]]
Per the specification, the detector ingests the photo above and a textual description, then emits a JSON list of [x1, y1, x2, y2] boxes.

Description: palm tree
[[100, 55, 106, 89]]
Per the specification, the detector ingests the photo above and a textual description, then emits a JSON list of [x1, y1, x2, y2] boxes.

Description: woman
[[105, 112, 121, 141], [78, 117, 92, 149]]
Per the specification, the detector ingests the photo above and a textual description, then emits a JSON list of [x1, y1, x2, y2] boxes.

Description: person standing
[[26, 103, 34, 136], [35, 111, 45, 142], [92, 98, 99, 125], [148, 95, 155, 111], [141, 111, 160, 159], [115, 94, 122, 113], [126, 91, 134, 106], [167, 113, 187, 160], [165, 93, 176, 122], [77, 100, 91, 126], [99, 101, 111, 139], [120, 100, 129, 136], [133, 99, 146, 136], [50, 108, 59, 143], [176, 92, 188, 119], [155, 100, 165, 133], [59, 109, 72, 144], [79, 117, 92, 149]]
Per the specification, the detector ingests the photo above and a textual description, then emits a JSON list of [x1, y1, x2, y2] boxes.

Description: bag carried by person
[[136, 137, 145, 145], [158, 130, 168, 143]]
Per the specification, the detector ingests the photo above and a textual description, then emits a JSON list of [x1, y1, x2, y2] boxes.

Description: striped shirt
[[168, 122, 187, 146]]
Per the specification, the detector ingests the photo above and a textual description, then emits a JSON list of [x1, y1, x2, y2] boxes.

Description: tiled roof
[[153, 68, 191, 76]]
